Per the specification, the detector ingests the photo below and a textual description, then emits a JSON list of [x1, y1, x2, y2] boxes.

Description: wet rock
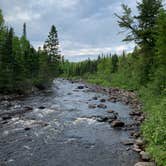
[[122, 139, 134, 145], [97, 103, 107, 109], [140, 151, 151, 161], [88, 104, 96, 109], [38, 106, 46, 109], [132, 144, 142, 152], [134, 162, 156, 166], [100, 98, 106, 102], [129, 111, 142, 116], [77, 86, 84, 89], [107, 110, 114, 113], [97, 117, 109, 122], [92, 96, 98, 100], [135, 138, 144, 146], [96, 115, 117, 123], [111, 120, 125, 127], [2, 115, 12, 121], [24, 106, 33, 111], [24, 127, 31, 131]]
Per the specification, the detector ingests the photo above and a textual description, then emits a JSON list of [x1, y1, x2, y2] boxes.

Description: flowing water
[[0, 79, 139, 166]]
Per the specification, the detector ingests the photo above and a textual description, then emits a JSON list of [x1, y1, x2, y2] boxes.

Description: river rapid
[[0, 79, 139, 166]]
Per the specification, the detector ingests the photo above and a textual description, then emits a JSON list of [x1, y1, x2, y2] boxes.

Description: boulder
[[134, 162, 156, 166], [111, 120, 125, 127], [140, 151, 151, 161], [135, 138, 144, 146], [38, 106, 46, 109], [24, 127, 31, 131], [122, 139, 134, 145], [77, 86, 84, 89], [100, 99, 106, 102], [107, 110, 114, 113]]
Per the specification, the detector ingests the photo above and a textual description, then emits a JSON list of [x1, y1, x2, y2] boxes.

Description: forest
[[0, 0, 165, 165], [0, 12, 63, 94]]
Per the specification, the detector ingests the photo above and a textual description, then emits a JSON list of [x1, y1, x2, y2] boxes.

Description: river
[[0, 79, 139, 166]]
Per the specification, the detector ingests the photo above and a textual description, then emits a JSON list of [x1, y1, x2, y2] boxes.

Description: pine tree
[[23, 23, 27, 38], [44, 25, 60, 62]]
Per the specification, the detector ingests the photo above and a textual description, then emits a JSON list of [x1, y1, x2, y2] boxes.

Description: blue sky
[[0, 0, 146, 61]]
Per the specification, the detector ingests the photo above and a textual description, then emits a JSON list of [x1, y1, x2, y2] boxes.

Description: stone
[[24, 106, 33, 111], [111, 120, 125, 127], [77, 86, 84, 89], [134, 162, 156, 166], [92, 96, 98, 100], [88, 104, 96, 109], [97, 104, 107, 109], [122, 139, 134, 145], [140, 151, 151, 161], [100, 99, 106, 102], [107, 110, 114, 113], [2, 116, 12, 121], [132, 144, 142, 152], [129, 111, 142, 116], [135, 138, 144, 146], [38, 106, 45, 109], [24, 127, 31, 131]]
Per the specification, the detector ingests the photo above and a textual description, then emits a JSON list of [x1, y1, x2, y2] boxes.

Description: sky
[[0, 0, 142, 61]]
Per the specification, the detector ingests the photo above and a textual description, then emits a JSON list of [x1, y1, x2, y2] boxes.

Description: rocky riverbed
[[0, 79, 154, 166]]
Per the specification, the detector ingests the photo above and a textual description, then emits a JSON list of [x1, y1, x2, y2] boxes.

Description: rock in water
[[111, 120, 125, 127], [88, 104, 96, 109], [77, 86, 84, 89], [38, 106, 45, 109], [97, 104, 107, 109], [100, 99, 106, 102]]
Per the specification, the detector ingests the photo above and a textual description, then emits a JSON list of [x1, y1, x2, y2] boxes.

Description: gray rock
[[122, 139, 134, 145], [111, 120, 125, 127], [97, 104, 107, 109], [140, 151, 151, 161]]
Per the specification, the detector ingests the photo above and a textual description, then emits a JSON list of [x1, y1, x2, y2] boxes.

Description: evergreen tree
[[23, 23, 27, 38], [44, 25, 60, 62]]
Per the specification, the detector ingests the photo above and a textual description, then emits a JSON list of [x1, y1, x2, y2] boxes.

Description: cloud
[[0, 0, 138, 61]]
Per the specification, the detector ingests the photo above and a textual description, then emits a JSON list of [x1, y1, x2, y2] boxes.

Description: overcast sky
[[0, 0, 143, 61]]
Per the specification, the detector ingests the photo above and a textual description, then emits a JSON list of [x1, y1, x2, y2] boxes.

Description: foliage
[[0, 10, 62, 94]]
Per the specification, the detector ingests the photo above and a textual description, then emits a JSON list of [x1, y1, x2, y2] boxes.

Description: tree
[[115, 0, 162, 84], [23, 23, 27, 38], [44, 25, 60, 62], [115, 0, 162, 48], [111, 54, 119, 73]]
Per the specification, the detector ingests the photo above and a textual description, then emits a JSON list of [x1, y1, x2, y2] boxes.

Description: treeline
[[62, 0, 166, 165], [0, 10, 62, 94]]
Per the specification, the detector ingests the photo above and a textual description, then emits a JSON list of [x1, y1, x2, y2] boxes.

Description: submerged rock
[[97, 103, 107, 109], [88, 104, 96, 109]]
